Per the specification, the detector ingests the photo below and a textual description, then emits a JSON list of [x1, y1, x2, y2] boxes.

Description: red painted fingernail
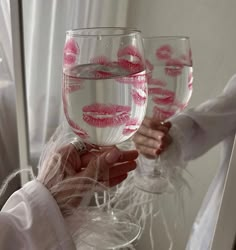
[[156, 149, 162, 155], [163, 121, 172, 129]]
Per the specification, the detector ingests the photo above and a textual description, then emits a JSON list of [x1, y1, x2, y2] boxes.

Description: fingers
[[108, 160, 137, 179], [57, 145, 138, 189], [83, 147, 138, 185], [80, 147, 138, 167], [109, 174, 128, 187], [133, 116, 173, 158], [135, 144, 158, 157], [58, 144, 82, 175], [116, 149, 138, 162], [137, 122, 165, 141], [134, 133, 162, 149]]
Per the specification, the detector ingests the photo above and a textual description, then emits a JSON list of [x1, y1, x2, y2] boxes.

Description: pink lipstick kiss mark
[[153, 106, 177, 121], [117, 45, 142, 61], [156, 45, 173, 61], [148, 87, 175, 105], [148, 78, 167, 87], [116, 72, 147, 87], [64, 38, 79, 54], [117, 45, 144, 73], [64, 38, 79, 65], [131, 84, 147, 106], [90, 57, 117, 78], [65, 84, 83, 93], [64, 75, 84, 93], [122, 117, 140, 135], [165, 58, 184, 77], [118, 59, 144, 74], [68, 118, 89, 140], [90, 56, 111, 65], [83, 103, 131, 128]]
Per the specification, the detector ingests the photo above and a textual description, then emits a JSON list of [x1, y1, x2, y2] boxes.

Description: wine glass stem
[[154, 154, 163, 176]]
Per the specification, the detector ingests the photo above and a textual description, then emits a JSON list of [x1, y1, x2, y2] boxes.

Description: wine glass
[[62, 27, 148, 249], [134, 36, 193, 194]]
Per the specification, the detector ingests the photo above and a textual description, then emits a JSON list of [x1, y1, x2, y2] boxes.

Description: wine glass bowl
[[62, 27, 147, 146], [134, 36, 193, 194], [145, 36, 193, 120]]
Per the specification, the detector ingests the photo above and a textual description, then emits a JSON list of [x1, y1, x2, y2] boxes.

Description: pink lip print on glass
[[83, 103, 131, 128], [116, 72, 147, 87], [117, 45, 144, 73], [67, 118, 89, 139], [156, 44, 173, 61], [63, 74, 84, 93], [148, 87, 175, 105], [115, 71, 147, 106], [122, 117, 140, 135], [153, 105, 177, 121], [148, 78, 167, 87], [165, 58, 184, 77], [90, 56, 116, 79], [64, 38, 79, 65], [131, 84, 147, 106], [117, 45, 142, 61], [90, 56, 111, 65]]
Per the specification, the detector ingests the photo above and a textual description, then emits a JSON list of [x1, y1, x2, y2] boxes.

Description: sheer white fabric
[[1, 180, 76, 250], [170, 74, 236, 249], [0, 0, 20, 207]]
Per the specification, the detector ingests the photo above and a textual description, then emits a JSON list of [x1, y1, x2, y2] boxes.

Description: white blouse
[[171, 74, 236, 249], [0, 180, 76, 250]]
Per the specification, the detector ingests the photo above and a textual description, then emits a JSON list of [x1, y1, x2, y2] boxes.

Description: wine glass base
[[134, 173, 170, 194], [78, 208, 141, 249]]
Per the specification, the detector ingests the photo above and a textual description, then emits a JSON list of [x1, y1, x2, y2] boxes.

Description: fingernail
[[156, 149, 162, 155], [164, 121, 172, 129], [105, 148, 120, 163]]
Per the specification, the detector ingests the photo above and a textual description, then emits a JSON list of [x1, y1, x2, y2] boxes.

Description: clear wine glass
[[62, 27, 148, 249], [134, 36, 193, 194]]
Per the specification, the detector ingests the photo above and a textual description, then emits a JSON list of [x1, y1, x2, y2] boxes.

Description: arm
[[0, 145, 138, 250], [172, 74, 236, 161], [0, 180, 75, 250], [133, 74, 236, 162]]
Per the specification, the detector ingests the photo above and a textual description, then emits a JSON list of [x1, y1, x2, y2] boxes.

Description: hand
[[37, 144, 138, 213], [133, 116, 172, 159]]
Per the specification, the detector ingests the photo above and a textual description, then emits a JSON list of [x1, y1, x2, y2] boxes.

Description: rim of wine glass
[[143, 35, 190, 40], [66, 27, 142, 37]]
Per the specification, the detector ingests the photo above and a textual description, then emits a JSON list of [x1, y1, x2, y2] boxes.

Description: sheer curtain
[[0, 0, 20, 207], [22, 0, 130, 168]]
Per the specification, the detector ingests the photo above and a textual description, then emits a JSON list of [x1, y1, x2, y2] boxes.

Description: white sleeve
[[170, 74, 236, 161], [0, 180, 76, 250]]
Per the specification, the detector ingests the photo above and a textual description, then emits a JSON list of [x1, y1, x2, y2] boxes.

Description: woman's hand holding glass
[[133, 116, 172, 159], [37, 144, 138, 215]]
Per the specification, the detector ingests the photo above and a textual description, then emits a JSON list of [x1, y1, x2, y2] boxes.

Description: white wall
[[127, 0, 236, 249]]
